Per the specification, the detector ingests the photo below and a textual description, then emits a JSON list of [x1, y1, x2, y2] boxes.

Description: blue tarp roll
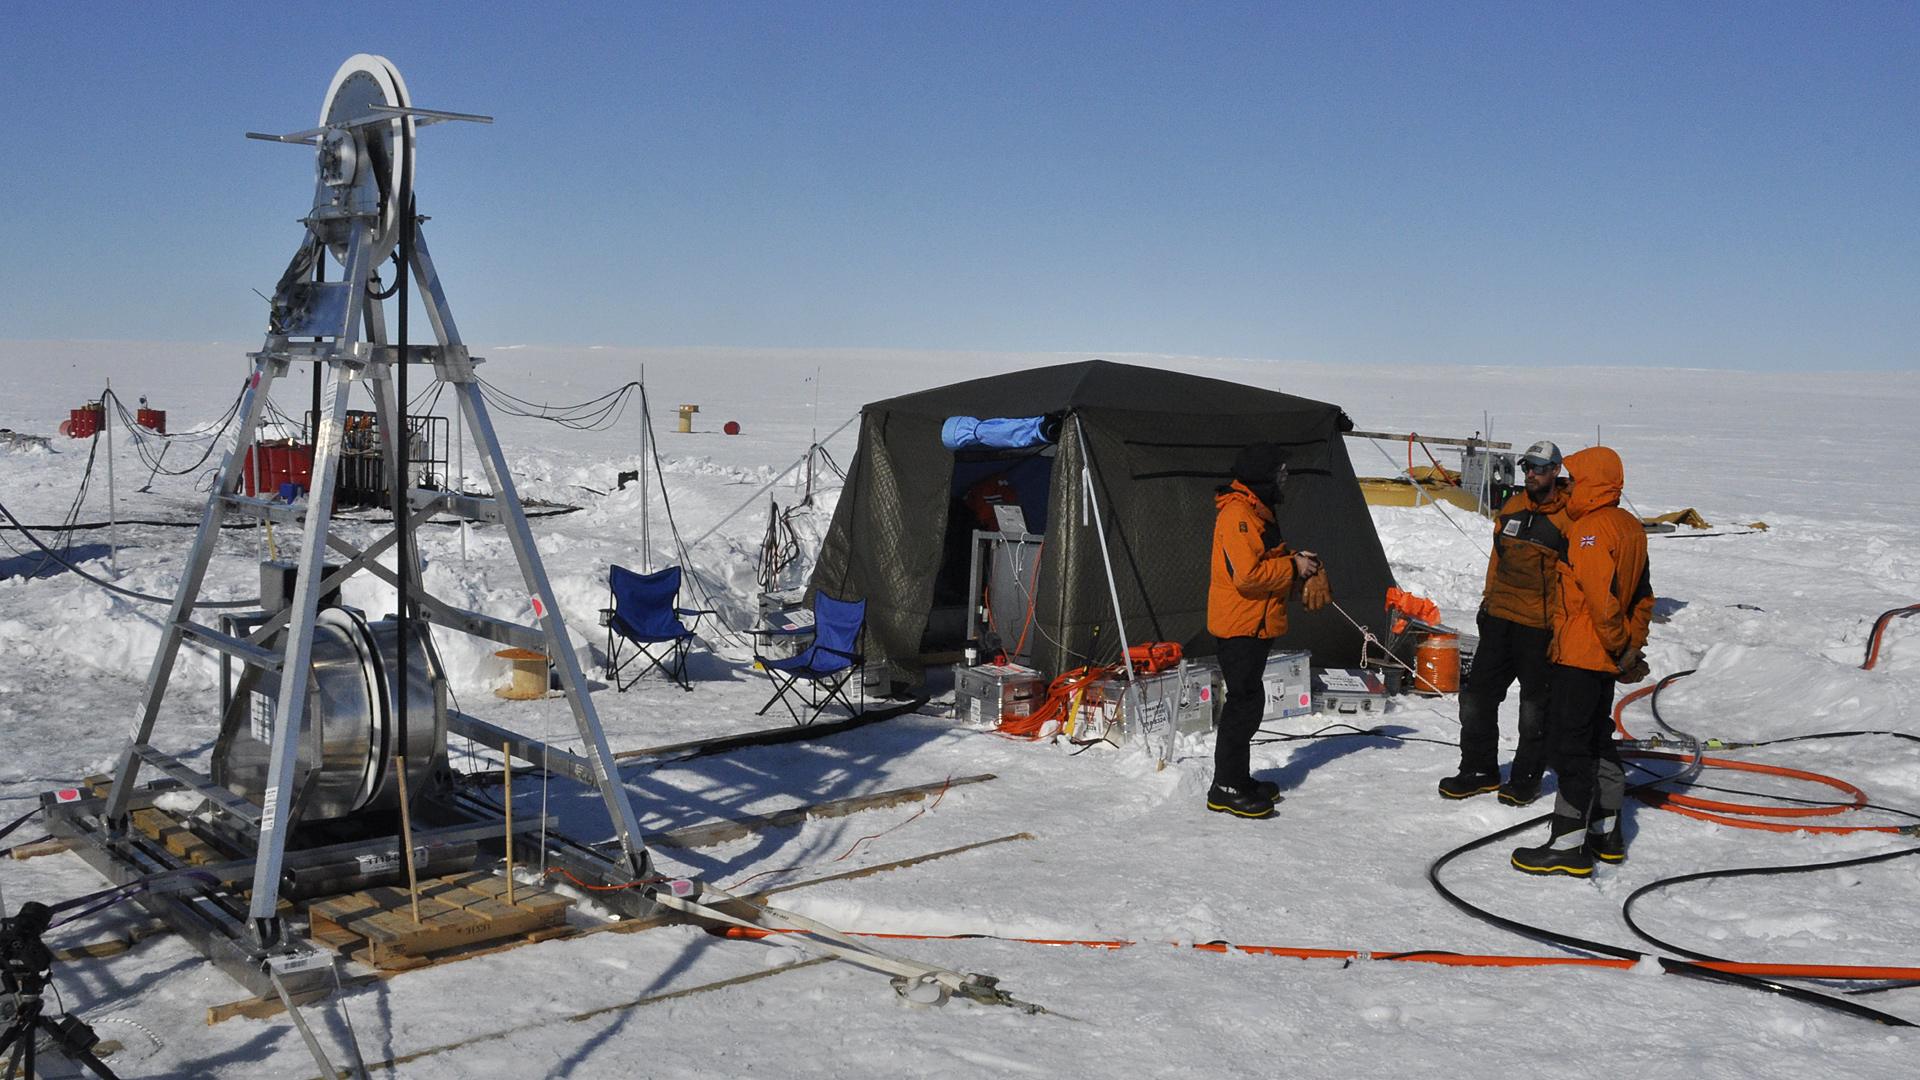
[[941, 415, 1055, 451]]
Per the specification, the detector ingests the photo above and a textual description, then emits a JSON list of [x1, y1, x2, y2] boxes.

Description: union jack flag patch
[[1580, 535, 1597, 548]]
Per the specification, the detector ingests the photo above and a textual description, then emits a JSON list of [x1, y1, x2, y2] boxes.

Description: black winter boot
[[1497, 774, 1542, 807], [1438, 771, 1500, 800], [1586, 814, 1626, 864], [1206, 781, 1276, 819], [1249, 778, 1283, 803], [1511, 816, 1594, 877]]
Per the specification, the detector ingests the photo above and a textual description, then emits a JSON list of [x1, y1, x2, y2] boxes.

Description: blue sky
[[1, 2, 1913, 370]]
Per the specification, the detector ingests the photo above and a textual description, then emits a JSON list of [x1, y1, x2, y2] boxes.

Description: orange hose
[[1625, 751, 1865, 817], [997, 665, 1114, 739], [717, 926, 1920, 982], [1612, 682, 1905, 835]]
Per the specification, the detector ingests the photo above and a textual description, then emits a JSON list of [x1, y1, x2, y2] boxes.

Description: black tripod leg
[[61, 1044, 118, 1080], [26, 1015, 118, 1080]]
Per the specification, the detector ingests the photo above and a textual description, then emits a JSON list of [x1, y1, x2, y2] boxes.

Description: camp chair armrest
[[815, 644, 864, 665], [675, 607, 718, 618]]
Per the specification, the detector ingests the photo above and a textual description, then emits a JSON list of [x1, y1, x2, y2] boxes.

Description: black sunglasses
[[1521, 461, 1558, 474]]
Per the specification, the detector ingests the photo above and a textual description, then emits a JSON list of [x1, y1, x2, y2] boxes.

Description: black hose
[[1621, 844, 1920, 965], [1425, 671, 1916, 1027], [1863, 604, 1920, 670], [1722, 729, 1920, 749], [1427, 806, 1915, 1026], [0, 495, 256, 608], [365, 250, 402, 300]]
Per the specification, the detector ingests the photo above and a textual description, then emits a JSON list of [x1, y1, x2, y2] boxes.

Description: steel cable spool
[[214, 607, 445, 824]]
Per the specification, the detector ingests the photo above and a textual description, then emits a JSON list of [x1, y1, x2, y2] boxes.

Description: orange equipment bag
[[1125, 641, 1184, 675], [1385, 587, 1443, 635]]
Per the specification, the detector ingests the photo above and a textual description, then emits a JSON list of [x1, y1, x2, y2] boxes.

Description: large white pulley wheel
[[314, 53, 415, 260]]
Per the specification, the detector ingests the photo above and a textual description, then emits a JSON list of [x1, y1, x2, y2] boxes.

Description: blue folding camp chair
[[755, 593, 866, 726], [602, 564, 714, 691]]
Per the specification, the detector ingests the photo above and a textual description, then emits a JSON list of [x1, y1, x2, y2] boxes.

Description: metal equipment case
[[1078, 663, 1213, 748], [1260, 650, 1314, 722], [1313, 667, 1392, 715], [954, 662, 1045, 726]]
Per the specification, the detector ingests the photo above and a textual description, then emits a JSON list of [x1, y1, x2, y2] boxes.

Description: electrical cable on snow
[[1253, 723, 1460, 749], [0, 495, 256, 608], [104, 385, 247, 478], [1612, 675, 1912, 835], [1427, 671, 1918, 1027], [1621, 844, 1920, 970], [686, 413, 860, 550], [475, 376, 640, 432], [1861, 603, 1920, 671], [2, 420, 102, 579], [1426, 799, 1916, 1026], [635, 387, 758, 656]]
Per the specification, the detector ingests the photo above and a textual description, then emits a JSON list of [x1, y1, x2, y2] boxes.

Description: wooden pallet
[[307, 871, 573, 970], [129, 806, 221, 865]]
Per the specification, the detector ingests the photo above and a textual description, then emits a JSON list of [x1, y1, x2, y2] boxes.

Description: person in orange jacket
[[1512, 446, 1654, 876], [1206, 442, 1320, 819], [1438, 440, 1571, 805]]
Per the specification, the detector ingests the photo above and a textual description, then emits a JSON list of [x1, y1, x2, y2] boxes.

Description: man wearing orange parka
[[1512, 446, 1653, 876], [1206, 442, 1321, 820]]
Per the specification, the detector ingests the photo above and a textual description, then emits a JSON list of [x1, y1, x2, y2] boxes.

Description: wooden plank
[[10, 838, 73, 860], [50, 919, 170, 961], [648, 774, 995, 851], [308, 874, 576, 971]]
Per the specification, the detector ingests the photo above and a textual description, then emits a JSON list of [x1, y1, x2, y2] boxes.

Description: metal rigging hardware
[[49, 56, 653, 993]]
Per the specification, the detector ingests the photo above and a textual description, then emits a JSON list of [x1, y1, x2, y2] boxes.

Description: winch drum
[[213, 607, 445, 824]]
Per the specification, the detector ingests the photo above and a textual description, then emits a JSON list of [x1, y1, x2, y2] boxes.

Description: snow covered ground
[[2, 341, 1917, 1078]]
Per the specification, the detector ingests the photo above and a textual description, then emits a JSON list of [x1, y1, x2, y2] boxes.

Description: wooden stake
[[502, 741, 516, 907], [394, 754, 422, 925]]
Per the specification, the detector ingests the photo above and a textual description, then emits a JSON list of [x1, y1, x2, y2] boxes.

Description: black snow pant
[[1546, 664, 1625, 826], [1456, 611, 1552, 783], [1213, 635, 1274, 788]]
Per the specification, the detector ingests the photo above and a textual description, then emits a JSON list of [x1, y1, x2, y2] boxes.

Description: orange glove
[[1300, 572, 1333, 613]]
